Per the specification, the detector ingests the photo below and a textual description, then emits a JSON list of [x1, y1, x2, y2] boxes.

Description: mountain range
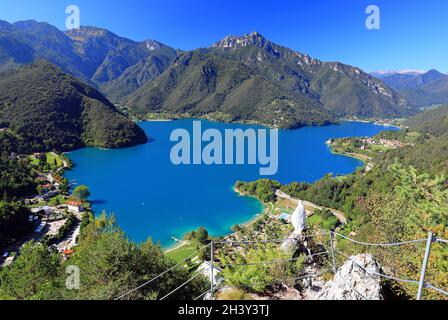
[[372, 70, 448, 107], [127, 32, 415, 128], [0, 20, 178, 100], [370, 70, 426, 79], [0, 20, 419, 129]]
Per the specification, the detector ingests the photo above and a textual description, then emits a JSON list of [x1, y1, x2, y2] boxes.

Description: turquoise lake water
[[65, 120, 396, 247]]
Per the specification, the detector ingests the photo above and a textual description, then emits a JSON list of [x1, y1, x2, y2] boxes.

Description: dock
[[171, 236, 182, 243]]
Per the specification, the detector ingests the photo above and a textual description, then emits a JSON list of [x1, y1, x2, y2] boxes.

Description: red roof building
[[63, 249, 74, 256]]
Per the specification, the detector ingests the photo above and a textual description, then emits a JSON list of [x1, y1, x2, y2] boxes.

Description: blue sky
[[1, 0, 447, 72]]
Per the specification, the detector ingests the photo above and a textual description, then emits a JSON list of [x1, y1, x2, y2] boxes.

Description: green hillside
[[404, 104, 448, 137], [240, 108, 448, 298], [0, 61, 147, 153], [375, 105, 448, 174], [127, 49, 334, 128]]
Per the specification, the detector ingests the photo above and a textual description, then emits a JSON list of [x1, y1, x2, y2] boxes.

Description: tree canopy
[[0, 214, 208, 300], [72, 185, 90, 201]]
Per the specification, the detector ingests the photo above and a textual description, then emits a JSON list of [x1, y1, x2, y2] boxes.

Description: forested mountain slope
[[0, 61, 147, 153]]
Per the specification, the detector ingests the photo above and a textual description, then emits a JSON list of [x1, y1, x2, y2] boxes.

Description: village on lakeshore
[[1, 152, 90, 267]]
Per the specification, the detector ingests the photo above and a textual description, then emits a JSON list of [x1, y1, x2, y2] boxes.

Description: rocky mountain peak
[[213, 31, 268, 48], [144, 39, 162, 51]]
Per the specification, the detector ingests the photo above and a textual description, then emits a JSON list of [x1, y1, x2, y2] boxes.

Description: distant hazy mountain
[[0, 19, 177, 102], [0, 61, 147, 153], [127, 32, 415, 128], [381, 69, 446, 90], [370, 70, 426, 79], [380, 70, 448, 106]]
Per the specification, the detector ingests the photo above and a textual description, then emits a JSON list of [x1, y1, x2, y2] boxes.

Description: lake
[[65, 120, 396, 247]]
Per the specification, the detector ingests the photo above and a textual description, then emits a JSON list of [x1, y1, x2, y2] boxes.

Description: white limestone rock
[[316, 254, 385, 300]]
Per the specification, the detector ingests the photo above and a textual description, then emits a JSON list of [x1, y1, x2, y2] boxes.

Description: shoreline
[[139, 116, 402, 135], [143, 119, 173, 122], [329, 148, 370, 163], [219, 187, 270, 232], [165, 187, 267, 254], [164, 240, 189, 253], [341, 117, 404, 128], [233, 186, 268, 224]]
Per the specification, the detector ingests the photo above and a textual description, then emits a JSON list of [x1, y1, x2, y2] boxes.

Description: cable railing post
[[329, 231, 337, 274], [417, 231, 434, 300], [210, 240, 214, 300]]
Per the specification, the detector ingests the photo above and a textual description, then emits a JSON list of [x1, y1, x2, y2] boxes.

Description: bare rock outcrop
[[315, 254, 385, 300]]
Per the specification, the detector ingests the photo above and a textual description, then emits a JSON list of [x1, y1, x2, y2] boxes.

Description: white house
[[66, 201, 85, 213]]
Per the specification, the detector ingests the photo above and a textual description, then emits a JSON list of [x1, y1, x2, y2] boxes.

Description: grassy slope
[[404, 104, 448, 136], [165, 242, 198, 263]]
